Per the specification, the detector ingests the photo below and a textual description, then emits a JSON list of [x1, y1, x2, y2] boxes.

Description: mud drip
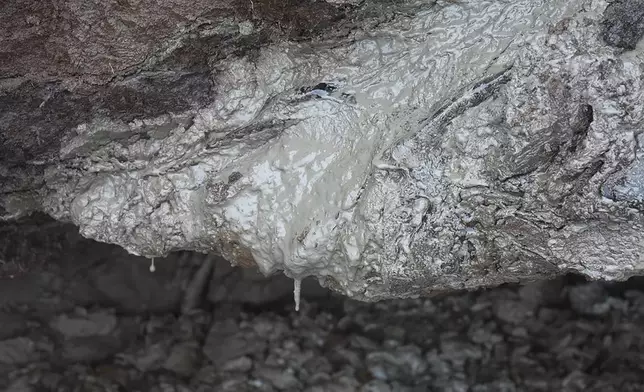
[[294, 278, 302, 311], [149, 258, 156, 273]]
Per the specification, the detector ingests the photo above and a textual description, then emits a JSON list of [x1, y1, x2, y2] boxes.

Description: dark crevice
[[568, 104, 594, 153]]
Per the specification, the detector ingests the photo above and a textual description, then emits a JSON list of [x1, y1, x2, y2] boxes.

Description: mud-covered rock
[[3, 0, 644, 301], [2, 0, 644, 388]]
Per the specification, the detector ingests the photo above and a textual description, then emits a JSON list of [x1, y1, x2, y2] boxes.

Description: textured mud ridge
[[3, 0, 644, 300], [0, 219, 644, 391]]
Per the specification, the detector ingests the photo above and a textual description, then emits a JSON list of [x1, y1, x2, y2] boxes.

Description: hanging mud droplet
[[149, 258, 156, 273], [294, 278, 302, 312]]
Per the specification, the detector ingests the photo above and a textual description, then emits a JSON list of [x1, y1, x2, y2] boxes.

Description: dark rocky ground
[[0, 216, 643, 392]]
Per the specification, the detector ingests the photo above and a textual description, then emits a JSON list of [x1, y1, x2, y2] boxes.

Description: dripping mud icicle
[[294, 278, 302, 312]]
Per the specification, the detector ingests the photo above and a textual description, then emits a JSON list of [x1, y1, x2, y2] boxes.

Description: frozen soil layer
[[0, 220, 643, 391]]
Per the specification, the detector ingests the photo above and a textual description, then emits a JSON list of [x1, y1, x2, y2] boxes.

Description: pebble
[[163, 341, 201, 377], [0, 236, 643, 392], [49, 310, 117, 338], [254, 366, 300, 390], [0, 338, 38, 365], [222, 356, 253, 373]]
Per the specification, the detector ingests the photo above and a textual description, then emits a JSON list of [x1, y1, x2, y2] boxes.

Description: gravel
[[0, 219, 643, 391]]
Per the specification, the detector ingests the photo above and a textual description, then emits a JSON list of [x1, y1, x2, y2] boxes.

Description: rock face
[[2, 0, 644, 300]]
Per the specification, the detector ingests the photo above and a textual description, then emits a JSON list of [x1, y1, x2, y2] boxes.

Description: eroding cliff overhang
[[2, 0, 644, 300]]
